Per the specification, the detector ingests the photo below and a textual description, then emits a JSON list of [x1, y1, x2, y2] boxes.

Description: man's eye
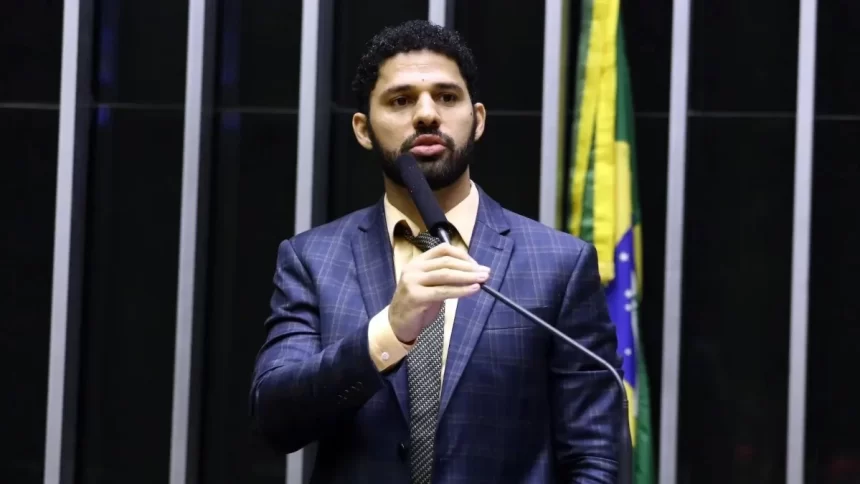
[[440, 93, 457, 103], [391, 97, 409, 106]]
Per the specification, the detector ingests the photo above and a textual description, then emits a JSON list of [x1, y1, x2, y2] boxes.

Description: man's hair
[[351, 20, 479, 114]]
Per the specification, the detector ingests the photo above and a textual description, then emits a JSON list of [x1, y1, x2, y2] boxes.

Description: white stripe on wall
[[538, 0, 564, 228], [786, 0, 818, 482], [169, 0, 208, 482], [44, 0, 82, 482], [659, 0, 692, 481]]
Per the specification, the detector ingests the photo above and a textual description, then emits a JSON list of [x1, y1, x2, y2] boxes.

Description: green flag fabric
[[562, 1, 655, 482]]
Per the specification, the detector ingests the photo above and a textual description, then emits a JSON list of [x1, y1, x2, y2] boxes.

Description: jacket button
[[397, 442, 408, 461]]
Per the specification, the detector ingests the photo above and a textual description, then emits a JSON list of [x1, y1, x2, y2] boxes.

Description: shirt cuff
[[367, 305, 411, 372]]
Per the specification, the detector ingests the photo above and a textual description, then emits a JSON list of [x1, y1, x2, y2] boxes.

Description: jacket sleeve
[[249, 238, 387, 454], [550, 243, 625, 483]]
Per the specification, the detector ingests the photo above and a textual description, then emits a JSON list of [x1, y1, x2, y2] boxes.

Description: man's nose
[[413, 93, 441, 128]]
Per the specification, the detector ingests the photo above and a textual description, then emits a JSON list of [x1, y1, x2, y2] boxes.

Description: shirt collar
[[383, 181, 479, 247]]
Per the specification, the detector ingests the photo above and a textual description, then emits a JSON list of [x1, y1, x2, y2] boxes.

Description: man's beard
[[369, 118, 477, 191]]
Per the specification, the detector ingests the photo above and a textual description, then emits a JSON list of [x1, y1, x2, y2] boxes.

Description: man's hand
[[388, 243, 490, 344]]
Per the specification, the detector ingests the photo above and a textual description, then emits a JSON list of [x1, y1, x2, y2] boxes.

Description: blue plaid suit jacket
[[251, 186, 624, 483]]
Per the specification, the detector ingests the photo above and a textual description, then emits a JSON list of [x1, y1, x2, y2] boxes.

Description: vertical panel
[[811, 3, 860, 116], [620, 0, 671, 114], [804, 127, 860, 480], [687, 4, 799, 112], [195, 0, 302, 483], [326, 0, 429, 222], [0, 3, 63, 104], [77, 108, 185, 483], [75, 0, 189, 482], [658, 0, 691, 480], [90, 2, 188, 104], [804, 1, 860, 483], [0, 3, 64, 484], [675, 2, 799, 483], [678, 117, 795, 484], [0, 108, 58, 483]]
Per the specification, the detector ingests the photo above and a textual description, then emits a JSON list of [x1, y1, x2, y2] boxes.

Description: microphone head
[[394, 153, 449, 235]]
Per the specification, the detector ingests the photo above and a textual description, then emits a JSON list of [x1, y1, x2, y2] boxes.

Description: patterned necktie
[[396, 224, 446, 484]]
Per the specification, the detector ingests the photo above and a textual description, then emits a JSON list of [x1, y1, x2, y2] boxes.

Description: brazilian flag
[[561, 0, 655, 482]]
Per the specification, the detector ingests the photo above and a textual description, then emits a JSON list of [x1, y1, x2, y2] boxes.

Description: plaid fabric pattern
[[250, 185, 624, 484]]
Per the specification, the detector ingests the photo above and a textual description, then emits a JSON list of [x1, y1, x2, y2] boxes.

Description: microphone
[[394, 153, 632, 484], [394, 153, 455, 244]]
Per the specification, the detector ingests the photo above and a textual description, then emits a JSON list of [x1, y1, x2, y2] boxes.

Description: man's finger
[[418, 242, 474, 262], [418, 268, 489, 287], [413, 283, 482, 303], [418, 256, 489, 274]]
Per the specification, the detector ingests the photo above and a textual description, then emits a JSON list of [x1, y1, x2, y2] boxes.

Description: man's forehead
[[375, 51, 466, 89]]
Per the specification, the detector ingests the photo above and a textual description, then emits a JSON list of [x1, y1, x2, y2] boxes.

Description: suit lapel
[[352, 199, 396, 320], [438, 188, 513, 422], [351, 200, 410, 421]]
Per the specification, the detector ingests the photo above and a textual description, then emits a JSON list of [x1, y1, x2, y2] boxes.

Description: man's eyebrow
[[380, 82, 465, 97]]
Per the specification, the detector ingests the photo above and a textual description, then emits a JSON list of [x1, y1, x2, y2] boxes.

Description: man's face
[[352, 50, 486, 190]]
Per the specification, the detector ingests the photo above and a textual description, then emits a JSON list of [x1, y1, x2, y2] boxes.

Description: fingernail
[[478, 265, 491, 272], [477, 272, 489, 281]]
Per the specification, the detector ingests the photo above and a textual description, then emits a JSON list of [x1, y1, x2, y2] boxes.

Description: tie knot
[[395, 223, 445, 252]]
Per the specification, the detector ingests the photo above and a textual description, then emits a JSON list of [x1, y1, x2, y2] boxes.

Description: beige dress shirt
[[367, 181, 480, 380]]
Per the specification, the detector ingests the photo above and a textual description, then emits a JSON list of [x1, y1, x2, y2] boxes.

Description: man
[[250, 20, 624, 483]]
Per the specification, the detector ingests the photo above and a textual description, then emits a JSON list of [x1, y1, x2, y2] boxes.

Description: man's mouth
[[409, 134, 447, 157]]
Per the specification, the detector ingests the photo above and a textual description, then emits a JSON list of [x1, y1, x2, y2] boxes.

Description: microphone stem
[[479, 284, 632, 484], [479, 285, 624, 389]]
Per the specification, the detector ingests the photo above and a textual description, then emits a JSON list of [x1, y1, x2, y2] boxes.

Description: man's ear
[[352, 112, 373, 150], [472, 102, 487, 142]]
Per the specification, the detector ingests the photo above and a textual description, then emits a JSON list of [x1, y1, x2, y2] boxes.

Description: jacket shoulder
[[501, 208, 591, 254], [279, 204, 377, 258]]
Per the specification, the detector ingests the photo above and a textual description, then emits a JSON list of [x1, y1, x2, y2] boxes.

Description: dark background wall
[[76, 1, 189, 482], [1, 2, 62, 482], [2, 1, 857, 483], [805, 2, 860, 483]]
